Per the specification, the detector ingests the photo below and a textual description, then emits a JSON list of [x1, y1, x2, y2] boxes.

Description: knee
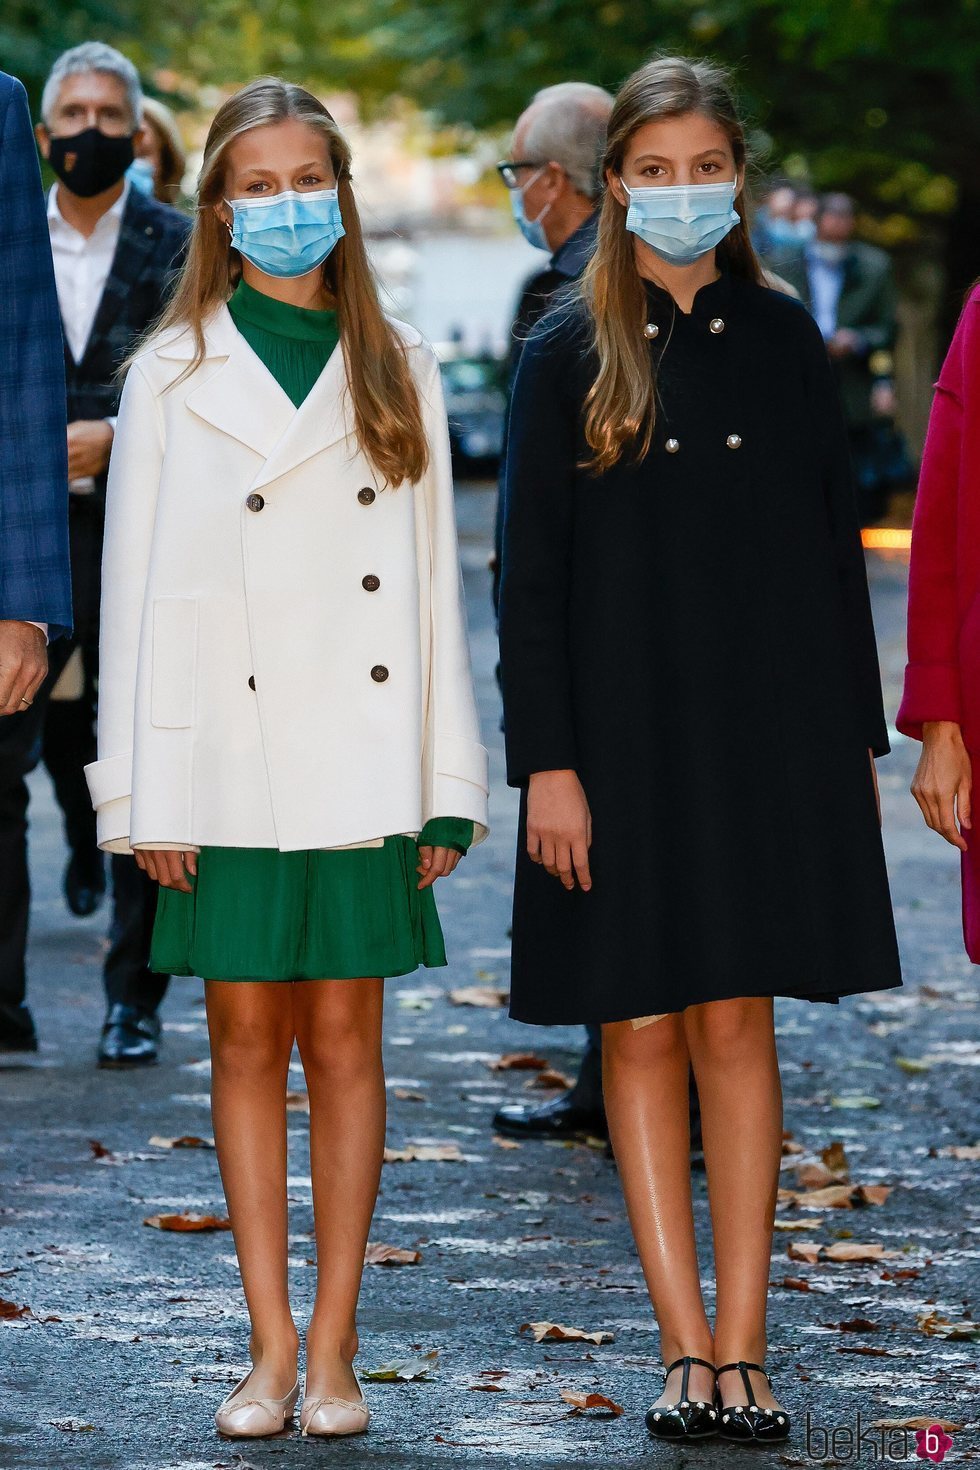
[[298, 1006, 381, 1084], [602, 1016, 686, 1074], [210, 1015, 292, 1081], [685, 997, 772, 1068]]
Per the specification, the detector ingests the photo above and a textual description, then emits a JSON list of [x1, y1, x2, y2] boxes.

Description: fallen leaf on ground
[[895, 1056, 931, 1074], [363, 1243, 422, 1266], [88, 1139, 114, 1160], [820, 1140, 849, 1174], [143, 1212, 231, 1232], [449, 985, 509, 1008], [493, 1136, 521, 1150], [524, 1069, 573, 1091], [490, 1052, 550, 1071], [916, 1310, 980, 1341], [521, 1321, 614, 1346], [781, 1136, 804, 1155], [778, 1277, 812, 1292], [362, 1349, 439, 1382], [469, 1382, 506, 1392], [50, 1419, 97, 1432], [831, 1095, 880, 1109], [149, 1135, 215, 1149], [794, 1162, 840, 1189], [285, 1091, 310, 1112], [827, 1317, 880, 1332], [788, 1241, 899, 1264], [938, 1143, 980, 1160], [383, 1143, 463, 1163], [773, 1219, 824, 1231], [393, 1088, 426, 1102], [781, 1183, 890, 1209], [872, 1418, 964, 1432], [560, 1390, 624, 1416], [0, 1298, 31, 1320]]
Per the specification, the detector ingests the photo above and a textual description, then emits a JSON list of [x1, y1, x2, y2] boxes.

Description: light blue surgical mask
[[621, 178, 740, 266], [225, 187, 345, 279], [510, 169, 551, 252], [126, 156, 156, 196]]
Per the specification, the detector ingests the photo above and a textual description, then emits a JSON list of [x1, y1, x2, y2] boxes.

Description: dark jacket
[[59, 185, 189, 643], [0, 73, 71, 636], [768, 240, 897, 428], [498, 270, 902, 1025], [492, 212, 598, 612]]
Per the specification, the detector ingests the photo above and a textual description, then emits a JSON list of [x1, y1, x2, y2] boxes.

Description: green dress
[[150, 279, 474, 983]]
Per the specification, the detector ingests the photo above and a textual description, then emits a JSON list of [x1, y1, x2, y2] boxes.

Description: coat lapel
[[168, 304, 354, 481]]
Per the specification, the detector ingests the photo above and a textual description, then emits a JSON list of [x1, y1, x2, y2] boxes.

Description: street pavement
[[1, 484, 977, 1470]]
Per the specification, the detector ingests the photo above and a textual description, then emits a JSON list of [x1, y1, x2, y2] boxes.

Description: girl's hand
[[416, 845, 462, 890], [911, 721, 973, 851], [527, 769, 592, 891], [134, 848, 198, 893]]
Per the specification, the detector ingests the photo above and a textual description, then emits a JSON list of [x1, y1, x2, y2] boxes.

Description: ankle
[[307, 1323, 358, 1365], [249, 1325, 299, 1364], [660, 1337, 715, 1369]]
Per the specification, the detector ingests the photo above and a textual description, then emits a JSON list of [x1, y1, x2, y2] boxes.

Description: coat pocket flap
[[434, 733, 489, 792], [85, 750, 133, 809]]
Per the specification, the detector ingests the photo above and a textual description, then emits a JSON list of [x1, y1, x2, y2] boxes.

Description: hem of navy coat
[[507, 975, 904, 1028]]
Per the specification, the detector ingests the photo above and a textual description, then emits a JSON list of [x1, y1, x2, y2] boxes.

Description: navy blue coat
[[499, 269, 902, 1025], [0, 73, 71, 637]]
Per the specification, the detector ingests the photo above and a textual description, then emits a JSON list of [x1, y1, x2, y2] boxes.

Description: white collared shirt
[[48, 179, 129, 495]]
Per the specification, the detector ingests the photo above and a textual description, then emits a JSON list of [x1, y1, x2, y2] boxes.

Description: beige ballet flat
[[300, 1383, 370, 1438], [214, 1371, 300, 1438]]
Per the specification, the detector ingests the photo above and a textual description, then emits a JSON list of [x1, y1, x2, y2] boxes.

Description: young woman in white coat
[[86, 78, 489, 1440]]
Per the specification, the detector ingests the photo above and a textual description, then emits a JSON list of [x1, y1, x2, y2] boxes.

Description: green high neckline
[[229, 278, 338, 343]]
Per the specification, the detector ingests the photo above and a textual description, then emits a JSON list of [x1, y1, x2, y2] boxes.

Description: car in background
[[439, 354, 507, 474]]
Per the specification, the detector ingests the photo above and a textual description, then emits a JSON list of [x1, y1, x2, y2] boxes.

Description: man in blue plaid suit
[[0, 71, 72, 1049], [0, 48, 189, 1062]]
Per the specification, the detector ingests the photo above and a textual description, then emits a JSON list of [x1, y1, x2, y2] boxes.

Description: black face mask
[[47, 127, 135, 198]]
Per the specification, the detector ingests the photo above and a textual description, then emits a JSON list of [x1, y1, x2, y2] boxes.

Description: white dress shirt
[[805, 243, 845, 341], [48, 180, 128, 496]]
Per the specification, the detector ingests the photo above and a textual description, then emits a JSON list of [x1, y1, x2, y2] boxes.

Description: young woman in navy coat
[[498, 55, 901, 1443]]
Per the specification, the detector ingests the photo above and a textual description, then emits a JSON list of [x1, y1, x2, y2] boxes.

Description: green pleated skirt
[[150, 838, 448, 981]]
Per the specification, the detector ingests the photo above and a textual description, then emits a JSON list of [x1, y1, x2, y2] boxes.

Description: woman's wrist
[[923, 720, 964, 744]]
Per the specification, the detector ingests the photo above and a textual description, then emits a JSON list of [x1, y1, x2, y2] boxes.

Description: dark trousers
[[0, 636, 167, 1044], [569, 1023, 604, 1112]]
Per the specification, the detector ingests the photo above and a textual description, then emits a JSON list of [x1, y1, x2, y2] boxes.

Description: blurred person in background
[[0, 70, 72, 1053], [791, 185, 818, 241], [11, 42, 188, 1068], [499, 54, 900, 1443], [769, 193, 898, 522], [129, 95, 187, 206], [751, 179, 798, 257], [492, 80, 613, 1144]]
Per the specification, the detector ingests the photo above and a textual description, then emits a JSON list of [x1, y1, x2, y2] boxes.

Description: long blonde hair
[[141, 77, 427, 487], [581, 55, 764, 473]]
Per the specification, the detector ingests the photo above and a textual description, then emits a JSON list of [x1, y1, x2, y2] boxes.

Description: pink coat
[[897, 284, 980, 958]]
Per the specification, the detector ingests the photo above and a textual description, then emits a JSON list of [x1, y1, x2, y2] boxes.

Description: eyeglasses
[[496, 160, 545, 189]]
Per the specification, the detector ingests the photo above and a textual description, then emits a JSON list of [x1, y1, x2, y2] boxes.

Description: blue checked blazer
[[0, 72, 72, 638]]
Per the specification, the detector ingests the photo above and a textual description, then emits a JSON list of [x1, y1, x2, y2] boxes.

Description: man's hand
[[527, 769, 592, 891], [911, 721, 973, 851], [0, 621, 47, 716], [67, 420, 113, 481], [827, 328, 863, 360]]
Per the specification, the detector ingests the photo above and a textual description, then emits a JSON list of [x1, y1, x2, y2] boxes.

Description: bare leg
[[602, 1016, 716, 1409], [292, 977, 385, 1402], [205, 980, 299, 1398], [684, 996, 783, 1412]]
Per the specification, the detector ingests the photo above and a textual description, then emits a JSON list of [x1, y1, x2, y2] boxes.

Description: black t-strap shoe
[[645, 1355, 718, 1439], [716, 1360, 790, 1441]]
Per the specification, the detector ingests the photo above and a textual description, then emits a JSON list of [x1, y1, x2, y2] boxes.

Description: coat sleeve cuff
[[95, 796, 134, 854], [432, 734, 489, 847], [896, 662, 962, 741], [85, 751, 132, 809]]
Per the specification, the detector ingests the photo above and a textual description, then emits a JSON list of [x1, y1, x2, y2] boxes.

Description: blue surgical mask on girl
[[510, 169, 551, 252], [225, 187, 345, 279], [621, 179, 741, 266]]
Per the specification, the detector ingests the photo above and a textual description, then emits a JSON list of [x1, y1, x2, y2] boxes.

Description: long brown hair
[[581, 55, 764, 473], [139, 77, 427, 487]]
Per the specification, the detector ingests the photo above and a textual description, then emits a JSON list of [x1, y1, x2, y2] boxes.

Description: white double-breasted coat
[[85, 305, 490, 854]]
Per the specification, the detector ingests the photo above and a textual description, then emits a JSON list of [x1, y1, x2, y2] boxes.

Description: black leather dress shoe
[[493, 1093, 608, 1140], [65, 851, 107, 918], [97, 1004, 161, 1068], [0, 1029, 39, 1054]]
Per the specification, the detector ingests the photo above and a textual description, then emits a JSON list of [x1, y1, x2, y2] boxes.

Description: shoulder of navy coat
[[0, 72, 72, 637]]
